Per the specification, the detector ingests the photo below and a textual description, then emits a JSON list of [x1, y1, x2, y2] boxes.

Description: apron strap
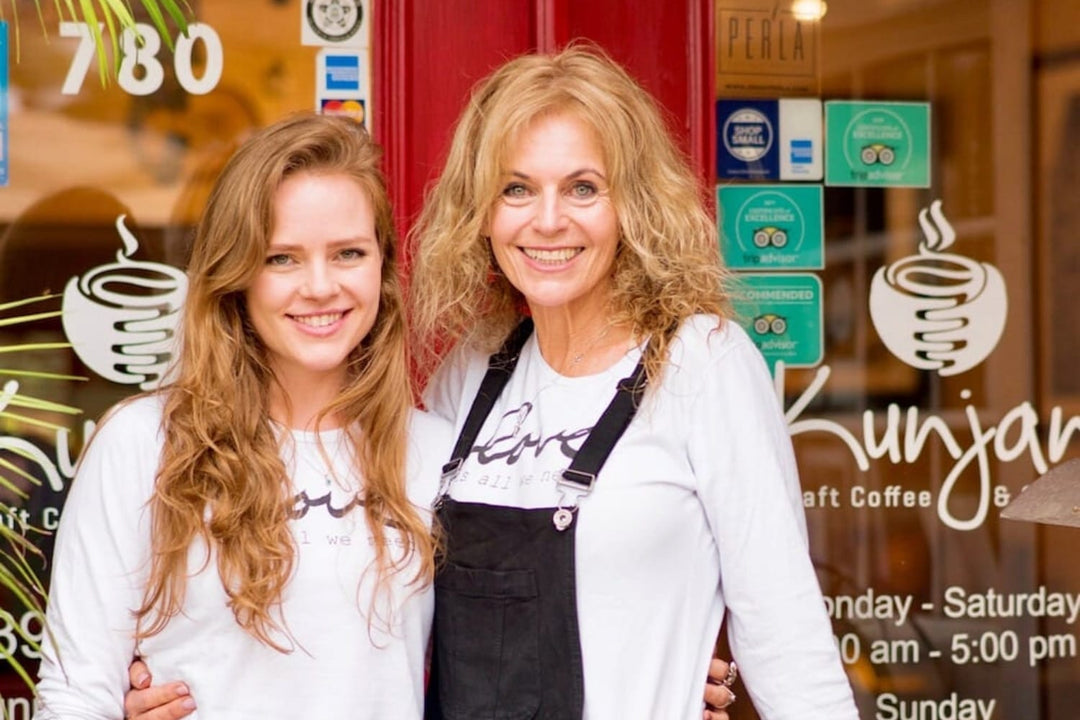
[[559, 357, 648, 491], [438, 315, 651, 526], [441, 318, 534, 481], [550, 353, 648, 530]]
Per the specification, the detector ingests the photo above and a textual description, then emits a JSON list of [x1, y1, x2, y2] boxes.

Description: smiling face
[[488, 112, 619, 321], [245, 171, 382, 396]]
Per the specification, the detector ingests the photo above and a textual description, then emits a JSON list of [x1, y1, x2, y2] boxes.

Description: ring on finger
[[722, 660, 738, 687]]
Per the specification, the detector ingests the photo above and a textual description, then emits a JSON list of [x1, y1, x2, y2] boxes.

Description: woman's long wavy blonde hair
[[136, 114, 434, 649], [410, 44, 731, 383]]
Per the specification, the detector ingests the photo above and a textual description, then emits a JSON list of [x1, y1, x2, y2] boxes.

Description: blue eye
[[265, 254, 293, 266], [501, 182, 532, 203], [338, 248, 368, 261], [570, 181, 597, 199]]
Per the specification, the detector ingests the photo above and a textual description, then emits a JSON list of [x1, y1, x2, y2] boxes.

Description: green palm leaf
[[0, 0, 194, 696], [1, 1, 192, 83], [0, 295, 88, 692]]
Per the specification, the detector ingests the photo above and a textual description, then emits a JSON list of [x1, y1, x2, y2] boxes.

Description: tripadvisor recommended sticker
[[718, 185, 823, 270], [732, 273, 823, 369], [825, 100, 930, 187]]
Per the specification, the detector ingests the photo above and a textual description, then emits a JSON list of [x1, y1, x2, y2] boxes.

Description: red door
[[374, 0, 712, 236]]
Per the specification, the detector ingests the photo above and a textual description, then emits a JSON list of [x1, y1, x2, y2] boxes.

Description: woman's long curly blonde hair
[[409, 44, 731, 384], [136, 114, 434, 648]]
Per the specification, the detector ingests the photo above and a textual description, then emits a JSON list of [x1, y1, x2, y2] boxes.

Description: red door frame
[[374, 0, 715, 239]]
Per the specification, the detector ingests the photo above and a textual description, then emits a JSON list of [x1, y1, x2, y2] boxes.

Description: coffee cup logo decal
[[869, 200, 1007, 376], [61, 215, 188, 390]]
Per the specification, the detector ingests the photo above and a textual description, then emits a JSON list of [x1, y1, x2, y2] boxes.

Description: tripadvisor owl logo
[[869, 200, 1007, 376], [306, 0, 364, 43]]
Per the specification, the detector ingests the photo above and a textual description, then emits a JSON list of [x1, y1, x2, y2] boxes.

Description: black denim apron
[[425, 320, 648, 720]]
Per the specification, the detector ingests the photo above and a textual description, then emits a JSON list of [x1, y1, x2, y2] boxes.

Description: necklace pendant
[[553, 508, 574, 531]]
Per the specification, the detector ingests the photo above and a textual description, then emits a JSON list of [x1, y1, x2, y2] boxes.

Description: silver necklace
[[509, 324, 615, 438], [294, 437, 348, 488], [566, 324, 612, 369]]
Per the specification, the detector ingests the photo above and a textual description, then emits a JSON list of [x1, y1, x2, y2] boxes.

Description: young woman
[[35, 114, 448, 719], [410, 45, 858, 719]]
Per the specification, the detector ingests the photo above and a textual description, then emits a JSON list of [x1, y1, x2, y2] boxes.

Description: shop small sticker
[[717, 98, 822, 181], [724, 107, 773, 162]]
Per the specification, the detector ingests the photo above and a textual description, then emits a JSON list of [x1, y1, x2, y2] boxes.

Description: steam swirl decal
[[61, 215, 187, 390], [869, 201, 1007, 376]]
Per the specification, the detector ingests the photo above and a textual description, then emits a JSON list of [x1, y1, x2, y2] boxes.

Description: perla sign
[[714, 2, 819, 97], [717, 7, 814, 70], [784, 201, 1077, 531]]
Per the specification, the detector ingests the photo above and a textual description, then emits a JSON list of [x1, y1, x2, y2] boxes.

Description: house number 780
[[60, 22, 224, 96]]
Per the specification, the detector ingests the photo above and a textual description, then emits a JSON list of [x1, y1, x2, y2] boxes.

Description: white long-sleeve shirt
[[425, 315, 858, 719], [35, 394, 450, 720]]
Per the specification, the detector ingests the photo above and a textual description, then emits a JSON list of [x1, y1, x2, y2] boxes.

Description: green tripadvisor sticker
[[825, 101, 931, 187], [718, 185, 823, 270], [732, 273, 823, 369]]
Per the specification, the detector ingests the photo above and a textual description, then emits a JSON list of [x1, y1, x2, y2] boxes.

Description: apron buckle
[[560, 468, 596, 490], [552, 470, 596, 531], [442, 458, 463, 479], [435, 458, 464, 509], [553, 507, 574, 531]]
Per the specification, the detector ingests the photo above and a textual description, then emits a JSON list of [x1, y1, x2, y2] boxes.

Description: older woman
[[410, 45, 857, 719]]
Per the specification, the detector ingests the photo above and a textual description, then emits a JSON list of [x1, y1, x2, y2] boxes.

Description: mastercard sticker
[[319, 98, 367, 127]]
